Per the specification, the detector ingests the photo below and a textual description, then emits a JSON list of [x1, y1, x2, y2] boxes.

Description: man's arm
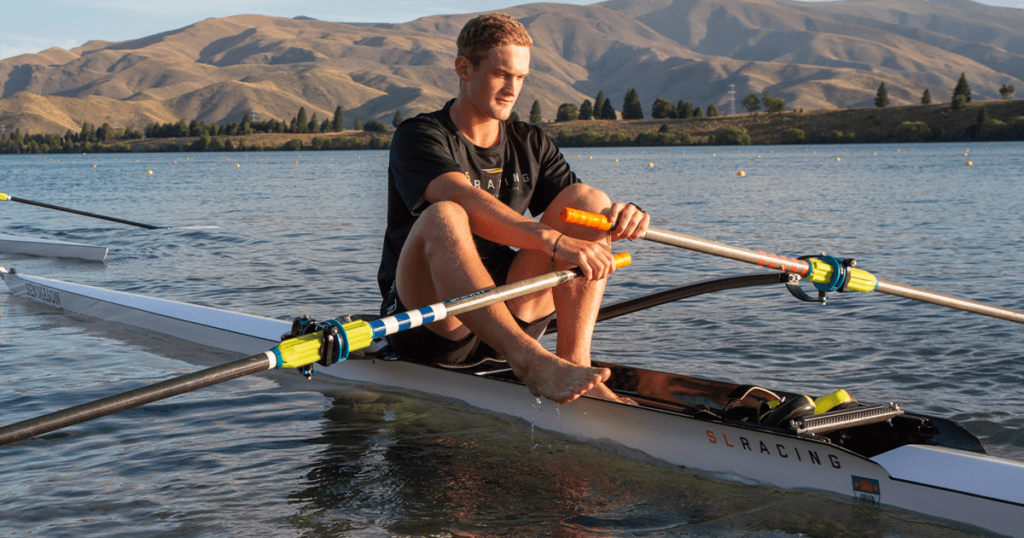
[[422, 172, 646, 281]]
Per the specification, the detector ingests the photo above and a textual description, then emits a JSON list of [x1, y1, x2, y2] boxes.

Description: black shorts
[[380, 247, 554, 366]]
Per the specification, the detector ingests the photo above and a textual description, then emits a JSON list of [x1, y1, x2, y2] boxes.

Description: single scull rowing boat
[[0, 234, 107, 261], [2, 266, 1022, 536]]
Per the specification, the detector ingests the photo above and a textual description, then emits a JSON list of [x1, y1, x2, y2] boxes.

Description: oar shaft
[[0, 354, 272, 447], [561, 208, 1024, 326], [2, 193, 163, 229], [876, 280, 1024, 324], [644, 227, 811, 275]]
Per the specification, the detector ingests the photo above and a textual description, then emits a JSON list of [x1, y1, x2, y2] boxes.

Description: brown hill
[[1, 0, 1023, 136]]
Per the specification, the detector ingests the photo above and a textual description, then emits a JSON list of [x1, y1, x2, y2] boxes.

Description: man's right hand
[[551, 233, 616, 281]]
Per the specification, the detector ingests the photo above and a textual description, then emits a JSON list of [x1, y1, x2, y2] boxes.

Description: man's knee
[[551, 183, 610, 213], [410, 201, 471, 239]]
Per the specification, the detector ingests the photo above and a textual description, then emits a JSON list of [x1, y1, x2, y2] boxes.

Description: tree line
[[0, 106, 410, 154], [873, 72, 1015, 109], [542, 87, 788, 123]]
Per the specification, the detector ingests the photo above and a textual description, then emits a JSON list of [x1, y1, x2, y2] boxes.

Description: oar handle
[[1, 192, 163, 229], [560, 207, 615, 231]]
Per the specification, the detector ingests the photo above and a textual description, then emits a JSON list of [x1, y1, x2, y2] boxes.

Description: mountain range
[[1, 0, 1023, 135]]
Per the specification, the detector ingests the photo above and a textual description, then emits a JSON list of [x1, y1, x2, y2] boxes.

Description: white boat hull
[[0, 234, 107, 261], [2, 267, 1022, 537]]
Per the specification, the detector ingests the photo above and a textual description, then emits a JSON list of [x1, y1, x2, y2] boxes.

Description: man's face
[[459, 44, 530, 121]]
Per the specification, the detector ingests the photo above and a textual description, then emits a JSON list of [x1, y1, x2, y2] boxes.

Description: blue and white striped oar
[[0, 252, 630, 446]]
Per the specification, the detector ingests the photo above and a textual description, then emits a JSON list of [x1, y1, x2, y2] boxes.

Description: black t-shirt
[[378, 99, 580, 296]]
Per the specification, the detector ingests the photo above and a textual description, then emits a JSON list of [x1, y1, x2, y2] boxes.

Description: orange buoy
[[737, 171, 746, 176], [966, 160, 973, 166]]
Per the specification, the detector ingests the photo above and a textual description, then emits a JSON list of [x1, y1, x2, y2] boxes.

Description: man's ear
[[455, 56, 473, 81]]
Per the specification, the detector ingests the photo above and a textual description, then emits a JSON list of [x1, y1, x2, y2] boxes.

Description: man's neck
[[449, 95, 502, 148]]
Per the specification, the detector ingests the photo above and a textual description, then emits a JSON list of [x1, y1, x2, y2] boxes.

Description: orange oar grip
[[613, 252, 632, 269], [560, 208, 612, 231]]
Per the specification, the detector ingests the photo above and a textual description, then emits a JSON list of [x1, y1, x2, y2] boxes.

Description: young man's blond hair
[[456, 13, 533, 67]]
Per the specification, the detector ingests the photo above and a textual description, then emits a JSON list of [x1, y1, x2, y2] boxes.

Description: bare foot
[[584, 382, 637, 405], [510, 348, 610, 404]]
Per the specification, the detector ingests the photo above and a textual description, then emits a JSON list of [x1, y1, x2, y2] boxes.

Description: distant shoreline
[[2, 99, 1022, 155]]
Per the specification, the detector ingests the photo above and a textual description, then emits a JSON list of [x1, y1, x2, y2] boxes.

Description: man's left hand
[[606, 202, 650, 242]]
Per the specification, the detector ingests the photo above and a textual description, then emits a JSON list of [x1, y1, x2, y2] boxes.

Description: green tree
[[742, 93, 760, 113], [780, 128, 805, 144], [677, 101, 693, 119], [296, 107, 309, 133], [556, 103, 578, 122], [364, 119, 388, 132], [621, 88, 643, 119], [897, 121, 930, 142], [509, 111, 521, 122], [593, 91, 606, 118], [579, 99, 593, 120], [393, 109, 404, 127], [308, 113, 319, 133], [600, 98, 616, 120], [921, 89, 932, 105], [762, 90, 785, 113], [320, 119, 331, 132], [710, 126, 751, 145], [241, 113, 252, 134], [692, 106, 704, 118], [284, 138, 302, 151], [651, 97, 676, 119], [875, 82, 889, 108], [175, 120, 189, 138], [332, 106, 344, 131], [976, 106, 989, 125], [97, 123, 115, 142], [529, 100, 543, 123], [951, 94, 967, 110], [706, 104, 720, 117], [192, 132, 211, 151], [999, 84, 1015, 99], [659, 123, 670, 133], [354, 118, 363, 130], [953, 72, 971, 103]]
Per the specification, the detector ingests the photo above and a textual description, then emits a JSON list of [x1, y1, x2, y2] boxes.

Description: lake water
[[1, 143, 1022, 537]]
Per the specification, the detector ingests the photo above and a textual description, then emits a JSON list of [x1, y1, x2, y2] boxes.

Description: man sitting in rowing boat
[[377, 13, 649, 404]]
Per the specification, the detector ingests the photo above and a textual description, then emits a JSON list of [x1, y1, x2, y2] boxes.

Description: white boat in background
[[0, 234, 107, 261], [2, 266, 1023, 537]]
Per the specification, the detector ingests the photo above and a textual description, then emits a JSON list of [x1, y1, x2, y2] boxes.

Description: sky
[[1, 0, 1023, 61]]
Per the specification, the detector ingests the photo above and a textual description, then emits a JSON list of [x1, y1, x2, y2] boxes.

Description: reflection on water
[[285, 388, 993, 538]]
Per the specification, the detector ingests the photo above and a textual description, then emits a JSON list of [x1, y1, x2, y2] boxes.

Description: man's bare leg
[[395, 200, 609, 404], [505, 184, 629, 402]]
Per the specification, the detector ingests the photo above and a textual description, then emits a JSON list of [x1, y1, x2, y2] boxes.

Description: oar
[[0, 252, 631, 446], [0, 192, 163, 229], [561, 208, 1024, 325]]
